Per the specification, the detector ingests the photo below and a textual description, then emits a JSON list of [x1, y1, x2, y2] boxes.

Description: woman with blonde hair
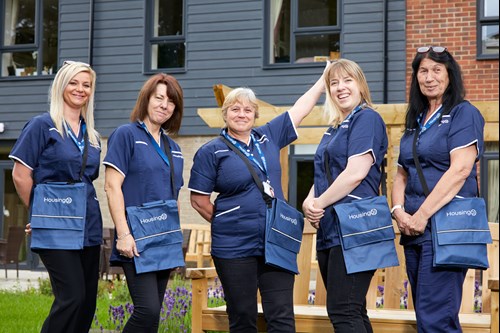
[[303, 59, 388, 333], [10, 60, 103, 333]]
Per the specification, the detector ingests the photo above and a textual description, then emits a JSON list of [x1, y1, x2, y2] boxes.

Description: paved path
[[0, 269, 49, 291]]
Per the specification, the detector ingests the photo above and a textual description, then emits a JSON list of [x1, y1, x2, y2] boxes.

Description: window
[[145, 0, 185, 72], [478, 0, 499, 58], [1, 0, 58, 78], [480, 143, 499, 223], [267, 0, 340, 66], [288, 145, 316, 212]]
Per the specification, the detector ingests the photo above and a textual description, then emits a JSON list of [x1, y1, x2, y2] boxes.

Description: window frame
[[477, 0, 499, 60], [0, 0, 58, 80], [264, 0, 342, 69], [480, 151, 499, 223], [144, 0, 186, 74], [288, 146, 315, 212]]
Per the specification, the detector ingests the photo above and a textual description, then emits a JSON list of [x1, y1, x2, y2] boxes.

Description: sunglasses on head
[[63, 60, 91, 67], [417, 46, 447, 54]]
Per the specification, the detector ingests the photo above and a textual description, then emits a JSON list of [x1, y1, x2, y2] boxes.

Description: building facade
[[0, 0, 497, 242]]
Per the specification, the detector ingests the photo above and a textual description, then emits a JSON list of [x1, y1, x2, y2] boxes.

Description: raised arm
[[288, 62, 329, 127]]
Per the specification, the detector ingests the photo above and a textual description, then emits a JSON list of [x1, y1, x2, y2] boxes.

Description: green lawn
[[0, 291, 51, 333], [0, 275, 224, 333]]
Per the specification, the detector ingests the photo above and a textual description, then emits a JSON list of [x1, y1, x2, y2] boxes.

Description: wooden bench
[[183, 223, 213, 268], [187, 222, 499, 333]]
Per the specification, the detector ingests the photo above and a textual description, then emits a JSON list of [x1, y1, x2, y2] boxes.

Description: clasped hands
[[303, 198, 324, 230], [393, 210, 427, 237]]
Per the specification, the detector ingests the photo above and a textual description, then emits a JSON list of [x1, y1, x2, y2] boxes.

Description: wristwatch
[[391, 204, 404, 218]]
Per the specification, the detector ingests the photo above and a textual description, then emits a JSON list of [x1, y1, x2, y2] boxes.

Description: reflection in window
[[481, 25, 499, 55], [149, 0, 185, 71], [478, 0, 499, 57], [268, 0, 340, 65], [1, 0, 58, 77]]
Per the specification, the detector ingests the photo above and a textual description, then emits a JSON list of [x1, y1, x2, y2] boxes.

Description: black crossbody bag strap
[[161, 135, 177, 198], [219, 136, 273, 207], [74, 130, 89, 183], [412, 130, 431, 196]]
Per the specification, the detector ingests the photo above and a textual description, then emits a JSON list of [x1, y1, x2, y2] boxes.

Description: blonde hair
[[221, 87, 260, 122], [49, 61, 100, 146], [323, 59, 373, 127]]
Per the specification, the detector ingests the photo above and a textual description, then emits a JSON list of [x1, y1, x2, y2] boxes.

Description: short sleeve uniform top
[[103, 122, 184, 262], [188, 112, 297, 259], [313, 107, 388, 251], [9, 113, 103, 246], [397, 101, 485, 245]]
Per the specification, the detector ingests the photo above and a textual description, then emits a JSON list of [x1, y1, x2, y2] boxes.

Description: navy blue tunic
[[9, 113, 103, 247], [397, 101, 485, 245], [188, 112, 297, 259], [313, 107, 388, 251], [103, 121, 184, 263]]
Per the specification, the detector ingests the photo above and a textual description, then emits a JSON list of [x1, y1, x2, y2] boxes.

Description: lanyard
[[66, 122, 86, 155], [221, 129, 268, 177], [417, 105, 443, 135], [139, 122, 170, 167]]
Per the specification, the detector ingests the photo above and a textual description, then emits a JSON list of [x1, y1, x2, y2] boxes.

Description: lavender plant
[[91, 273, 226, 333]]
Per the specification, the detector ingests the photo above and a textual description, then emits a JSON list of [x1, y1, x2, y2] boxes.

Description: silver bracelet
[[390, 204, 404, 215], [117, 232, 131, 240]]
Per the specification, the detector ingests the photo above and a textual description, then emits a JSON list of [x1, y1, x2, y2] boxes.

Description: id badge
[[263, 181, 275, 198]]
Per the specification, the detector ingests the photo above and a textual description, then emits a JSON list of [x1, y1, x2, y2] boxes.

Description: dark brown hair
[[130, 73, 184, 134]]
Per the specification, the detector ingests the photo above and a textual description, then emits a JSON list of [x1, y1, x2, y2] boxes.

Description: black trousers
[[317, 245, 375, 333], [121, 262, 171, 333], [213, 256, 295, 333], [38, 245, 100, 333]]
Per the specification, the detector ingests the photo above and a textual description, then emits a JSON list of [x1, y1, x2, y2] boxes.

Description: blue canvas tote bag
[[218, 136, 305, 274], [334, 196, 399, 274], [412, 131, 492, 270], [30, 182, 87, 250], [126, 200, 184, 274], [265, 198, 305, 274], [431, 197, 491, 269]]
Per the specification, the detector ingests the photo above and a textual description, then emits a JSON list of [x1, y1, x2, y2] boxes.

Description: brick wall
[[406, 0, 499, 102]]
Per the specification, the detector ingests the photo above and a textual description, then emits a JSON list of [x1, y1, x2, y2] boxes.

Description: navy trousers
[[404, 240, 467, 333]]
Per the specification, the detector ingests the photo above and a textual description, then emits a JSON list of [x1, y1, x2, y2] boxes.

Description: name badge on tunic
[[263, 181, 275, 198]]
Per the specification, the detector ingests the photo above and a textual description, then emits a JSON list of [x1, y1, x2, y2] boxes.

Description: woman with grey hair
[[188, 65, 328, 333]]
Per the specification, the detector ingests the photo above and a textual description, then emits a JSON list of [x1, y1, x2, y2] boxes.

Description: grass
[[0, 273, 226, 333], [0, 290, 51, 333]]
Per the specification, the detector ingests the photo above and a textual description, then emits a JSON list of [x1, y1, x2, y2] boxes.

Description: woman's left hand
[[25, 223, 32, 235], [407, 211, 428, 236], [303, 198, 324, 229]]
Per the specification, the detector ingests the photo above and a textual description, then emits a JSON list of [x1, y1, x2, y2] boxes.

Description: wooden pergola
[[198, 84, 499, 202]]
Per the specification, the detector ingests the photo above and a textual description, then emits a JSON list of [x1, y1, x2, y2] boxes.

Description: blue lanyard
[[139, 122, 170, 167], [344, 103, 364, 124], [221, 129, 268, 176], [417, 105, 443, 134], [66, 122, 86, 154]]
